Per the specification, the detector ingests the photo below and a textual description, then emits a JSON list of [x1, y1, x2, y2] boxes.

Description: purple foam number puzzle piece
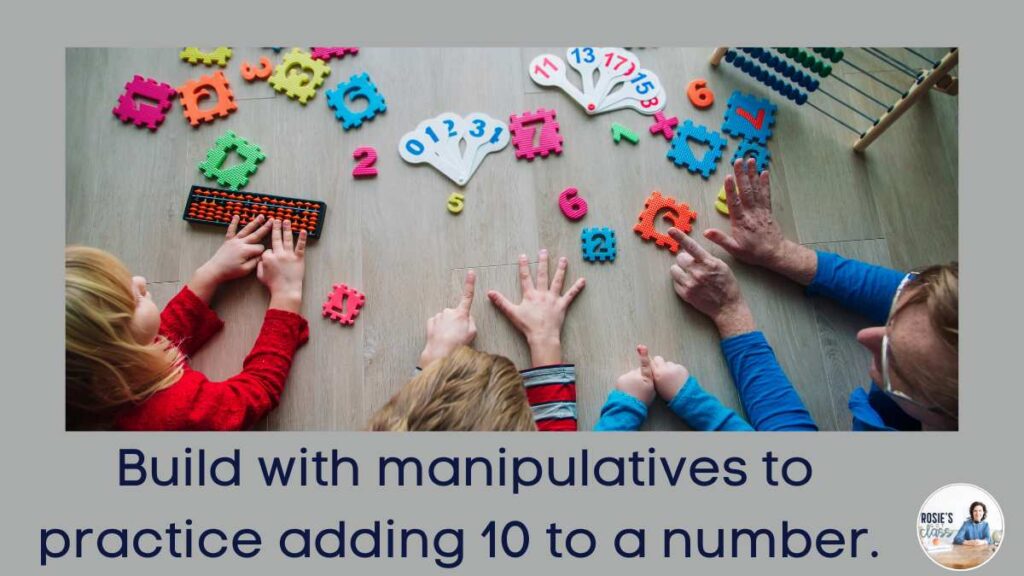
[[112, 75, 176, 131]]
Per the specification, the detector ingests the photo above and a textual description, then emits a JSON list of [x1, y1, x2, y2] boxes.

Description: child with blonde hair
[[370, 250, 585, 431], [66, 216, 308, 430]]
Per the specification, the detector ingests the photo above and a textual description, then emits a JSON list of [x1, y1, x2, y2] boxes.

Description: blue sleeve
[[807, 251, 908, 324], [667, 375, 753, 431], [983, 523, 992, 544], [594, 390, 647, 431], [953, 521, 969, 545], [721, 331, 818, 431]]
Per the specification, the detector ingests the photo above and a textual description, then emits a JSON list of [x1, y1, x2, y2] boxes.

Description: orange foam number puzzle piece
[[177, 71, 237, 127], [633, 190, 698, 253], [322, 283, 366, 326], [240, 57, 273, 82]]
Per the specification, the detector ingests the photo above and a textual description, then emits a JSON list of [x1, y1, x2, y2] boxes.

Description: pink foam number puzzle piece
[[650, 111, 680, 140], [509, 108, 563, 161], [311, 47, 359, 61], [111, 75, 176, 131], [558, 187, 588, 220], [352, 146, 378, 178]]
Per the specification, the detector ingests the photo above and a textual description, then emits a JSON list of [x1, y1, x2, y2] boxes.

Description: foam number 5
[[687, 78, 714, 109], [352, 146, 378, 178], [447, 192, 465, 214], [528, 54, 588, 107], [558, 187, 588, 220]]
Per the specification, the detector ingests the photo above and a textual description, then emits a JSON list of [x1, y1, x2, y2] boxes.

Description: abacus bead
[[822, 63, 832, 77], [832, 48, 844, 63]]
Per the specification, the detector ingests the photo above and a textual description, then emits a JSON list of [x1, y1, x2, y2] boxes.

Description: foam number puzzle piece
[[447, 192, 465, 214], [687, 78, 715, 109], [326, 73, 387, 130], [509, 108, 563, 161], [581, 227, 617, 263], [352, 146, 378, 178], [180, 47, 232, 67], [311, 47, 359, 61], [177, 71, 238, 127], [558, 187, 588, 220], [611, 123, 639, 144], [649, 111, 679, 140], [731, 139, 771, 172], [112, 75, 176, 131], [633, 190, 698, 254], [715, 187, 730, 216], [240, 57, 273, 82], [666, 120, 727, 179], [268, 48, 331, 105], [322, 283, 365, 326], [721, 91, 777, 144], [198, 131, 266, 191]]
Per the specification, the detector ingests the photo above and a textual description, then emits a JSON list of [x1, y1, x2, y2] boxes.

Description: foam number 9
[[687, 78, 714, 109], [558, 187, 588, 221]]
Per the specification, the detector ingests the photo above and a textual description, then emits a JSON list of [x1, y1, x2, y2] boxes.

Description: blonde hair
[[368, 346, 536, 431], [902, 262, 959, 419], [65, 246, 183, 430]]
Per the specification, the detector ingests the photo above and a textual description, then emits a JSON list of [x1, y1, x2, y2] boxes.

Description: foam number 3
[[352, 146, 378, 178], [558, 187, 588, 220], [528, 54, 587, 108]]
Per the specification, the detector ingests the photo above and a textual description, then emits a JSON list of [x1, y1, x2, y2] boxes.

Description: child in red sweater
[[65, 216, 309, 431]]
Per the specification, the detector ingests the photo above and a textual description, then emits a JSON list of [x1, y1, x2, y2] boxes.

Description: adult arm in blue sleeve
[[721, 331, 818, 431], [594, 390, 647, 431], [953, 521, 969, 545], [806, 250, 908, 324], [667, 375, 753, 431]]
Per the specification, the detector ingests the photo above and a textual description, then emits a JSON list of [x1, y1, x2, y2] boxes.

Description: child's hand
[[257, 219, 307, 314], [189, 215, 273, 303], [487, 250, 585, 367], [668, 228, 756, 338], [419, 271, 478, 368], [650, 354, 691, 402], [615, 345, 656, 405]]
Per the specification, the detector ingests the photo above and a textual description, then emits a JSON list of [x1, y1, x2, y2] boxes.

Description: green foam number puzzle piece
[[611, 123, 639, 144], [198, 131, 266, 191]]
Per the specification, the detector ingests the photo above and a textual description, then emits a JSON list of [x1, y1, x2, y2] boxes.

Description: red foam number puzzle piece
[[558, 187, 588, 220], [240, 57, 273, 81], [352, 146, 378, 178], [649, 111, 680, 140], [509, 108, 563, 161], [112, 75, 176, 131], [322, 283, 366, 326], [633, 190, 697, 253]]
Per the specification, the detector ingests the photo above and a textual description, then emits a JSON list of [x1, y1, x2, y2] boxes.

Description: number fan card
[[398, 112, 509, 186], [529, 47, 666, 115]]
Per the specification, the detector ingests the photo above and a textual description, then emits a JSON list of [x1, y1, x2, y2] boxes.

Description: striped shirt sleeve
[[521, 364, 577, 431]]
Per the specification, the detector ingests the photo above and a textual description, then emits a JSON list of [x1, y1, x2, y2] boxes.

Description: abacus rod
[[805, 100, 863, 135], [904, 48, 939, 67], [838, 59, 905, 94], [861, 48, 919, 78], [816, 87, 877, 123], [828, 74, 891, 109]]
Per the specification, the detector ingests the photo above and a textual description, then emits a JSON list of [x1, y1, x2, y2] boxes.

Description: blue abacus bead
[[725, 50, 736, 63], [810, 79, 819, 91], [758, 69, 769, 82], [752, 47, 763, 58], [796, 92, 808, 105]]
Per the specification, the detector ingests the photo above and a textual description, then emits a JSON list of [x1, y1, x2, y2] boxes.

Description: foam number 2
[[558, 187, 588, 220], [352, 146, 378, 178], [687, 78, 714, 109]]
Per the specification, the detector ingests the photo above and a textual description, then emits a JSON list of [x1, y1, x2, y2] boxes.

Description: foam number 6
[[687, 78, 714, 109], [352, 146, 378, 178], [558, 187, 588, 220]]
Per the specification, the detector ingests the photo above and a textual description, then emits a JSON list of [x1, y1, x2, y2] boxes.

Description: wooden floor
[[66, 48, 958, 430]]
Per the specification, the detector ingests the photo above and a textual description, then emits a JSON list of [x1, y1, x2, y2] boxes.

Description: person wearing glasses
[[666, 158, 958, 431], [953, 502, 992, 546]]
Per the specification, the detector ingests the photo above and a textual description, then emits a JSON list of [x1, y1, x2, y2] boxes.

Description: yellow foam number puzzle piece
[[447, 192, 465, 214], [268, 48, 331, 105], [715, 186, 730, 216], [180, 47, 232, 67]]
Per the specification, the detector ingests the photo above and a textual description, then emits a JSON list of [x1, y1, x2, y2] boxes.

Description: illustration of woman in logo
[[953, 502, 992, 546]]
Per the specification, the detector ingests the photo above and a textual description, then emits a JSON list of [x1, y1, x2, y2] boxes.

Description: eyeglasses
[[880, 273, 956, 419]]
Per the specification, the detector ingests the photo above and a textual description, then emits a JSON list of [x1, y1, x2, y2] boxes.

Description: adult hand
[[419, 271, 478, 368], [668, 228, 755, 338], [189, 215, 273, 303], [257, 219, 307, 314], [487, 250, 585, 367], [615, 345, 657, 405]]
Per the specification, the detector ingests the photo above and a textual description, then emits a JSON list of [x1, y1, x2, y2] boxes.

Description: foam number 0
[[558, 187, 588, 220], [352, 146, 378, 178], [687, 78, 714, 109], [447, 192, 465, 214]]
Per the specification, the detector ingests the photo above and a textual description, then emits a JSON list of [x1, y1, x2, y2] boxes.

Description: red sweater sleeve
[[159, 286, 225, 356], [521, 364, 577, 431], [116, 309, 309, 431]]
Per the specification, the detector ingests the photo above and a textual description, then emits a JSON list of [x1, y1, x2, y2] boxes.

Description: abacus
[[183, 185, 326, 238], [710, 47, 958, 151]]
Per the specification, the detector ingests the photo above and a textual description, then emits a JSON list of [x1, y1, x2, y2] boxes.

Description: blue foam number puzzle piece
[[731, 139, 771, 172], [326, 72, 387, 130], [581, 227, 617, 263], [666, 120, 727, 179], [721, 91, 777, 144]]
